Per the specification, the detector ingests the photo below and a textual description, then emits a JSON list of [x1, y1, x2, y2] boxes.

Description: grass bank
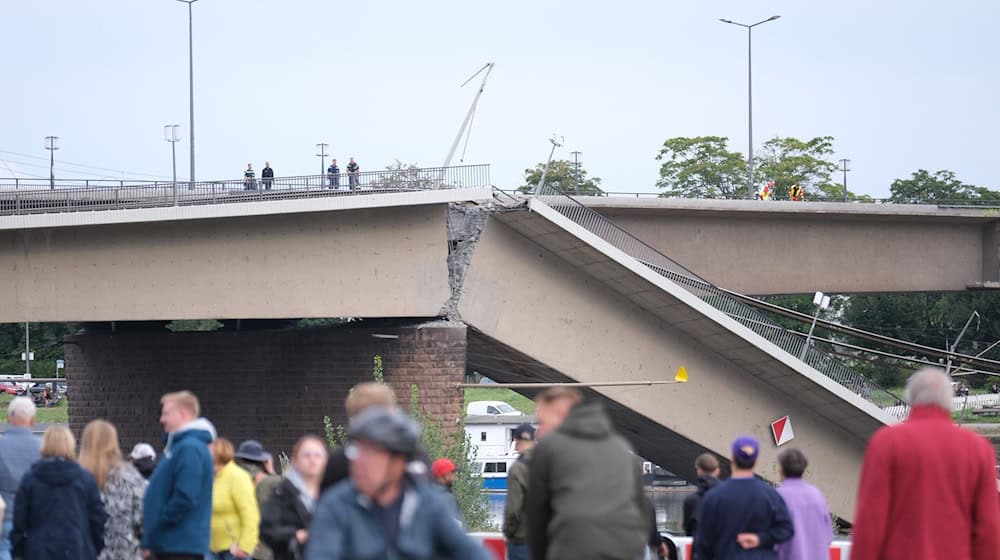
[[0, 394, 69, 423]]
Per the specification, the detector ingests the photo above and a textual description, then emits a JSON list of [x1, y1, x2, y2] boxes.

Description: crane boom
[[442, 62, 495, 169]]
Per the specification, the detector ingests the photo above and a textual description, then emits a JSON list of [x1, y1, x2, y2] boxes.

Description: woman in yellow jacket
[[210, 438, 260, 559]]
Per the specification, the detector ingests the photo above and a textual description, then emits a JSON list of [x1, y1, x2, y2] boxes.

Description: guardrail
[[0, 165, 491, 216], [497, 189, 1000, 207], [534, 184, 908, 420]]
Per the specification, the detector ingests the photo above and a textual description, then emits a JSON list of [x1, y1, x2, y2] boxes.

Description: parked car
[[0, 382, 19, 396], [466, 400, 522, 416]]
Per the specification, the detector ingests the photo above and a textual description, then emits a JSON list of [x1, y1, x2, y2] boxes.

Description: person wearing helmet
[[305, 407, 491, 560]]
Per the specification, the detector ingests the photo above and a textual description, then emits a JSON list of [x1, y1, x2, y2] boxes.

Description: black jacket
[[682, 475, 720, 536], [525, 401, 648, 560], [262, 167, 274, 178], [132, 457, 156, 480], [260, 478, 312, 560], [12, 458, 107, 560]]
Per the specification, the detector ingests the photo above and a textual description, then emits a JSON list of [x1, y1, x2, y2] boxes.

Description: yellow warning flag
[[674, 366, 689, 383]]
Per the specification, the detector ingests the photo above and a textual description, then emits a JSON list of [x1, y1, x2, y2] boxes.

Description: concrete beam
[[0, 204, 453, 322], [580, 197, 1000, 295]]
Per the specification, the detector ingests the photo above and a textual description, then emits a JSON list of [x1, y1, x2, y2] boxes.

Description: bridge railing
[[0, 165, 491, 216], [533, 185, 909, 421]]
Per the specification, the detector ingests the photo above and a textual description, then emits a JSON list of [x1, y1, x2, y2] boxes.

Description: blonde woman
[[11, 425, 106, 560], [210, 438, 260, 559], [79, 420, 148, 560]]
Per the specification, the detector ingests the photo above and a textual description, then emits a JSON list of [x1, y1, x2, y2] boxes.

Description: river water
[[487, 489, 695, 533]]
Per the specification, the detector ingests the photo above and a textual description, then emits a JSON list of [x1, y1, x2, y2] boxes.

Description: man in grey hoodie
[[525, 387, 648, 560], [0, 397, 40, 560]]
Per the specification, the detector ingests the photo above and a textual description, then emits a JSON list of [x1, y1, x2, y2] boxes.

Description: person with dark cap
[[430, 458, 461, 523], [235, 440, 281, 560], [503, 423, 536, 560], [694, 436, 794, 560], [305, 407, 491, 560], [129, 442, 157, 480]]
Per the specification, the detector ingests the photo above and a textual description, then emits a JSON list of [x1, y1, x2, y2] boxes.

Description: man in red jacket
[[852, 367, 1000, 560]]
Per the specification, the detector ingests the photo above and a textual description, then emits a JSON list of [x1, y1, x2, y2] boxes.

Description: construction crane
[[442, 62, 495, 169]]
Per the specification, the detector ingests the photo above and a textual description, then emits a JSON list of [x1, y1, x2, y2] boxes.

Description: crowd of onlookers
[[0, 366, 995, 559], [240, 159, 361, 191]]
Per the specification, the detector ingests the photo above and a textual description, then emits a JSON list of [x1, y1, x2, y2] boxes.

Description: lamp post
[[177, 0, 199, 189], [164, 125, 181, 204], [800, 291, 831, 360], [719, 15, 781, 198], [44, 136, 60, 190], [839, 158, 851, 202], [534, 133, 564, 195]]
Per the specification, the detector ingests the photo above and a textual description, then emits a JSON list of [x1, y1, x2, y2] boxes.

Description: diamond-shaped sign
[[771, 416, 795, 447]]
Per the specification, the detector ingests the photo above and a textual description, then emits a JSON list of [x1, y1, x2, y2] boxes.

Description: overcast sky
[[1, 0, 996, 197]]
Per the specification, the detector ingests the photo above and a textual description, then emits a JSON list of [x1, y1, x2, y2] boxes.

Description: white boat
[[465, 413, 535, 492]]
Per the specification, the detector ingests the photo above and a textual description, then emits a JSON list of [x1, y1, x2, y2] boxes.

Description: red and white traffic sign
[[771, 416, 795, 446]]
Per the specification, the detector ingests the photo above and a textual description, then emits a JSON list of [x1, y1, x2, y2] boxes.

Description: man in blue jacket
[[306, 407, 491, 560], [142, 391, 215, 560], [695, 436, 794, 560]]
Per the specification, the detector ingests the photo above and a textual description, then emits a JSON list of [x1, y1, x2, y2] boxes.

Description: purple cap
[[731, 435, 760, 463]]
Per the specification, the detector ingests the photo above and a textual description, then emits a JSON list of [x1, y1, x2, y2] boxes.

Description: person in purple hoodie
[[775, 448, 832, 560]]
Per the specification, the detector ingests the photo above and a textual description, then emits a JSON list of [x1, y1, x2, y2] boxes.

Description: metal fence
[[534, 184, 909, 420], [0, 165, 491, 216]]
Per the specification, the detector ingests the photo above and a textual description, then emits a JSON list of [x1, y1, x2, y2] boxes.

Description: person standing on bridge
[[142, 391, 216, 560], [261, 162, 274, 190], [328, 159, 340, 189], [694, 436, 793, 560], [346, 158, 359, 190], [774, 448, 832, 560], [851, 367, 1000, 560], [0, 397, 40, 560], [244, 164, 256, 190], [524, 387, 648, 560]]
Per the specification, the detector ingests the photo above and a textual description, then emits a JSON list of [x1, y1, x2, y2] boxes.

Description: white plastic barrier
[[468, 532, 852, 560]]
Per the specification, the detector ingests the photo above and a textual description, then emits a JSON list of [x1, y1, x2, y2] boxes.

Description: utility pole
[[316, 143, 329, 179], [839, 158, 851, 202], [570, 151, 582, 194], [164, 125, 181, 204], [177, 0, 199, 189], [44, 136, 60, 190], [534, 133, 564, 195]]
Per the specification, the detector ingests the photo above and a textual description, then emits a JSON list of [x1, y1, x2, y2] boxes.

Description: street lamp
[[799, 291, 831, 360], [177, 0, 199, 189], [164, 125, 181, 203], [719, 15, 781, 198], [533, 133, 564, 195], [839, 158, 851, 202], [44, 136, 60, 190]]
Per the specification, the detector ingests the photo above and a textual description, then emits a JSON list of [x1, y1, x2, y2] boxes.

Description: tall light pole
[[534, 133, 564, 195], [570, 150, 582, 194], [800, 291, 831, 360], [164, 125, 181, 203], [44, 136, 60, 190], [177, 0, 198, 189], [839, 158, 851, 202], [719, 15, 781, 198]]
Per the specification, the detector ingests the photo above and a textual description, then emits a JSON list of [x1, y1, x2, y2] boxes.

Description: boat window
[[480, 431, 487, 442], [497, 461, 507, 473], [485, 462, 497, 473], [487, 406, 500, 414]]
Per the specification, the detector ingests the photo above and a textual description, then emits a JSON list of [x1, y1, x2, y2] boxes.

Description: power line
[[0, 149, 172, 180]]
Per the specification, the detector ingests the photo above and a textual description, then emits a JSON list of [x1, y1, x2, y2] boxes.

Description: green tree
[[519, 160, 603, 195], [888, 169, 1000, 204], [654, 136, 747, 198], [369, 160, 439, 190], [0, 323, 79, 376], [754, 136, 839, 200]]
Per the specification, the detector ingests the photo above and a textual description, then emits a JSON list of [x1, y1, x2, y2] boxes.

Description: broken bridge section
[[453, 195, 899, 522]]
